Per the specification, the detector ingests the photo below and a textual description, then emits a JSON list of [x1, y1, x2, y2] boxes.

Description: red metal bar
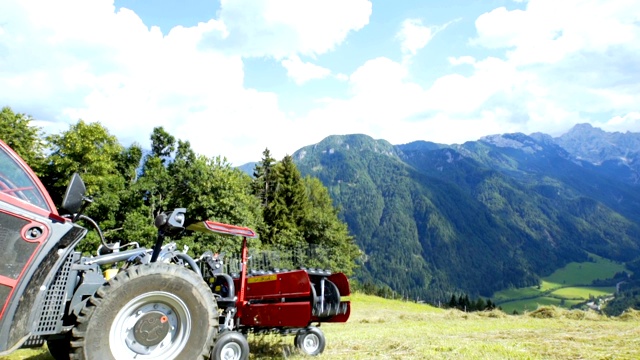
[[237, 236, 248, 318]]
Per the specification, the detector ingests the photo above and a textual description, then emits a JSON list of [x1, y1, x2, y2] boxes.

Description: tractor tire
[[211, 331, 249, 360], [69, 263, 218, 360], [294, 326, 325, 356]]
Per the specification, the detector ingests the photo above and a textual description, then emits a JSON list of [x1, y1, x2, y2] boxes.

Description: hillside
[[293, 127, 640, 302]]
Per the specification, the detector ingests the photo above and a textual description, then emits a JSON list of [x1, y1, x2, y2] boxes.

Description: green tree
[[252, 148, 277, 241], [166, 141, 263, 256], [265, 155, 308, 245], [43, 120, 123, 198], [43, 120, 127, 252], [252, 148, 277, 207], [116, 143, 143, 184], [302, 176, 360, 275], [448, 294, 458, 308], [128, 133, 263, 256], [134, 127, 177, 220], [0, 106, 45, 173], [150, 127, 176, 160], [486, 299, 494, 310]]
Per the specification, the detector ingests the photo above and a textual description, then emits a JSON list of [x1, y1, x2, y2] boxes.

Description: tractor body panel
[[0, 140, 84, 354], [240, 270, 311, 300], [240, 302, 312, 328]]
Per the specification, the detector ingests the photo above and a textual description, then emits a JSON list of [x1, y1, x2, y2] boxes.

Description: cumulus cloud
[[468, 0, 640, 135], [202, 0, 372, 59], [0, 0, 372, 165], [448, 56, 476, 66], [397, 19, 434, 56], [474, 1, 640, 65], [602, 112, 640, 133], [294, 0, 640, 147], [2, 0, 639, 166], [281, 56, 331, 84]]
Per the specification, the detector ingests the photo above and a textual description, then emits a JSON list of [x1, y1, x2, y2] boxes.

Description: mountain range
[[287, 124, 640, 301]]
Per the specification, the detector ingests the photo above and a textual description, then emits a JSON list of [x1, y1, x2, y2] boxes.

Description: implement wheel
[[70, 263, 218, 360], [294, 326, 325, 356], [211, 331, 249, 360]]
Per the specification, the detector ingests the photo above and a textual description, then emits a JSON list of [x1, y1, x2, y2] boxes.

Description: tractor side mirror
[[61, 173, 86, 214], [154, 208, 186, 231]]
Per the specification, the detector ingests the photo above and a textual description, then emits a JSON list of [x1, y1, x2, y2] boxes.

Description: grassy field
[[494, 255, 626, 313], [2, 293, 640, 360]]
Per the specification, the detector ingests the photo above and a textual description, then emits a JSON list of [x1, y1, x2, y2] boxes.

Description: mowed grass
[[498, 297, 583, 314], [3, 293, 640, 360], [494, 255, 626, 313]]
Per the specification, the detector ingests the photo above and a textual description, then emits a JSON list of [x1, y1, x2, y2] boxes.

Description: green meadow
[[494, 254, 626, 314], [0, 256, 633, 359], [2, 293, 640, 360]]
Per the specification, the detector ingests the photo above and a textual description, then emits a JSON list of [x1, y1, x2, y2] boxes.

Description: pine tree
[[301, 176, 360, 275], [265, 155, 308, 246], [252, 148, 276, 207], [448, 294, 458, 308], [252, 149, 277, 242]]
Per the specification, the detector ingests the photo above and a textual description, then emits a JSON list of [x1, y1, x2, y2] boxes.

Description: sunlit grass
[[545, 255, 625, 285], [551, 286, 615, 299], [499, 297, 583, 314], [3, 293, 639, 360]]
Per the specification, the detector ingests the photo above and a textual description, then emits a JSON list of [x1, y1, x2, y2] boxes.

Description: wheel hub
[[303, 334, 319, 352], [133, 311, 171, 347], [111, 291, 191, 358], [220, 342, 242, 360]]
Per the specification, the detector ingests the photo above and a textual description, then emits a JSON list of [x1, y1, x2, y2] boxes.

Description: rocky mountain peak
[[479, 133, 544, 154]]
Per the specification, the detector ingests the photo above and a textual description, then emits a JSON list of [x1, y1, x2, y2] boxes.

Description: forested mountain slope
[[293, 127, 640, 301]]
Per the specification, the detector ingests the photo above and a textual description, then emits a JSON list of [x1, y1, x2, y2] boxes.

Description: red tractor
[[0, 139, 351, 360]]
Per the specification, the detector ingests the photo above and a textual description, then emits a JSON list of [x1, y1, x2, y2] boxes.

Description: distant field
[[544, 255, 625, 286], [552, 286, 616, 299], [2, 293, 639, 360], [493, 255, 626, 313]]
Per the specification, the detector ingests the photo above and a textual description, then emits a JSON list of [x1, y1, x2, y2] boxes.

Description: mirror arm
[[72, 197, 92, 222]]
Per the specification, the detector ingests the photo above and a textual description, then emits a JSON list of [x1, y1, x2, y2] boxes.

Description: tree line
[[0, 106, 360, 275]]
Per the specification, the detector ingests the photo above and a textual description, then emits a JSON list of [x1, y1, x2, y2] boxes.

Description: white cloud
[[0, 0, 376, 165], [2, 0, 640, 167], [397, 19, 434, 56], [281, 56, 331, 84], [0, 0, 295, 165], [292, 0, 640, 148], [448, 56, 476, 66], [602, 112, 640, 133], [458, 0, 640, 136], [474, 0, 640, 65], [203, 0, 372, 59]]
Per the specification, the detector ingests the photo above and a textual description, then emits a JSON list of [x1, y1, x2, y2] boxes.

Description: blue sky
[[1, 0, 639, 165]]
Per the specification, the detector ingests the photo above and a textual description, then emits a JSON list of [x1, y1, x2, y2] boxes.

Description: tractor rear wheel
[[211, 331, 249, 360], [294, 326, 325, 356], [70, 263, 218, 360]]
